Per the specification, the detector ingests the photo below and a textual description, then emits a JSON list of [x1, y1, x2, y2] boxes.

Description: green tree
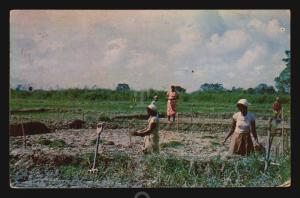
[[116, 83, 130, 92], [246, 88, 255, 94], [254, 83, 275, 94], [174, 85, 186, 93], [231, 86, 244, 93], [274, 50, 290, 93], [200, 83, 225, 92]]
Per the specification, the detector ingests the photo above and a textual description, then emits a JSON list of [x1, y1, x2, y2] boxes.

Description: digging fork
[[88, 122, 106, 174]]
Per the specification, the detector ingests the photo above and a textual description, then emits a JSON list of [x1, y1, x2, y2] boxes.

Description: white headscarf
[[147, 104, 157, 112], [237, 99, 250, 107]]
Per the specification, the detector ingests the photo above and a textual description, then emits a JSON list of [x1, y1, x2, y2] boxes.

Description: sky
[[10, 10, 290, 92]]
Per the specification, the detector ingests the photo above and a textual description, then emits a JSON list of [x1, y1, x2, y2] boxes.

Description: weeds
[[58, 152, 135, 183], [37, 138, 70, 148], [90, 138, 114, 145], [142, 153, 290, 187], [11, 148, 289, 187], [160, 141, 184, 149], [98, 115, 111, 122], [210, 140, 221, 147], [202, 135, 217, 139]]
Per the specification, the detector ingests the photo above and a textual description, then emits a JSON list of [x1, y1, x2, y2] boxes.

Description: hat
[[237, 99, 250, 107], [147, 104, 157, 112]]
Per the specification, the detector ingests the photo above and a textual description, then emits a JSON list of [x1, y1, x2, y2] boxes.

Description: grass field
[[9, 97, 291, 124]]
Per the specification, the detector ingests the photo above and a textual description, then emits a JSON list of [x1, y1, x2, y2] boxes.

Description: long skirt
[[167, 100, 176, 116], [229, 132, 254, 156], [143, 135, 159, 154]]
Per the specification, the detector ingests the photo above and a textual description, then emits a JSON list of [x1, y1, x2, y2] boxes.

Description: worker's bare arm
[[134, 122, 156, 137], [251, 121, 259, 145], [223, 119, 236, 144], [136, 127, 148, 133], [136, 122, 156, 137]]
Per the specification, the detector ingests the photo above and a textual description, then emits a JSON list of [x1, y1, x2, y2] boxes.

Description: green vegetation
[[56, 152, 290, 187], [143, 153, 290, 187], [37, 138, 70, 148], [9, 90, 290, 124], [210, 140, 221, 147], [11, 89, 290, 104], [274, 50, 290, 93], [58, 152, 134, 182], [160, 141, 184, 149], [90, 138, 113, 145]]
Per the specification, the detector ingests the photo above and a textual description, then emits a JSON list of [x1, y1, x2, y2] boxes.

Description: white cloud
[[207, 29, 249, 55], [167, 25, 203, 59], [248, 18, 287, 40], [10, 10, 290, 91], [101, 38, 128, 67], [237, 45, 267, 69]]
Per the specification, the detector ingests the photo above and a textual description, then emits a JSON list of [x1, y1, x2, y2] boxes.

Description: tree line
[[106, 50, 291, 95], [13, 50, 290, 95]]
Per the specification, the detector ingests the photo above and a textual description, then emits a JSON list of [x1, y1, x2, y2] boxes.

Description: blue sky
[[10, 10, 290, 92]]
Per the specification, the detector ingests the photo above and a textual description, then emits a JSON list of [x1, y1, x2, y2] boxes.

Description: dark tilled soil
[[10, 122, 50, 136]]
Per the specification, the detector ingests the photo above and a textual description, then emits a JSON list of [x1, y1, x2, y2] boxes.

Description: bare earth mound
[[10, 122, 50, 136]]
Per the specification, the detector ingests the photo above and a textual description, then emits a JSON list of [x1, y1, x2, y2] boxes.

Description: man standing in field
[[129, 104, 160, 154], [268, 97, 283, 131], [166, 85, 179, 123], [272, 97, 282, 120]]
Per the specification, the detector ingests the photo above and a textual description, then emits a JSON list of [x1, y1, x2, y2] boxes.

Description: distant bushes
[[11, 88, 165, 102], [10, 88, 290, 104], [182, 92, 290, 104]]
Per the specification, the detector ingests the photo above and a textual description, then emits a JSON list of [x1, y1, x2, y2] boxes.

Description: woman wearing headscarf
[[129, 104, 160, 154], [223, 99, 260, 156], [151, 95, 159, 117], [166, 85, 179, 122]]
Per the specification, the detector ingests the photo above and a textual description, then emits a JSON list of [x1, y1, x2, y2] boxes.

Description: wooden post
[[264, 125, 271, 171], [57, 109, 60, 122], [191, 105, 193, 123], [177, 112, 179, 132], [128, 123, 132, 146], [265, 116, 275, 172], [285, 129, 289, 153], [62, 110, 64, 124], [281, 107, 284, 155], [21, 119, 26, 148]]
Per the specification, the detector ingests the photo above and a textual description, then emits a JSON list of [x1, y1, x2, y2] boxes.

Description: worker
[[129, 104, 160, 154], [166, 85, 179, 122], [223, 99, 260, 156], [272, 97, 282, 120]]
